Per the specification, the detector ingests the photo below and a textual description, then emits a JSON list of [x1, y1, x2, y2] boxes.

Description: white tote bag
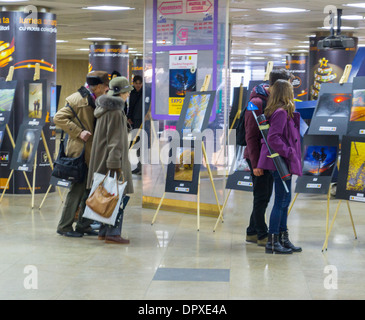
[[83, 172, 127, 226]]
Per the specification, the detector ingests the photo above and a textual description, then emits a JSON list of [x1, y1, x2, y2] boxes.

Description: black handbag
[[51, 104, 88, 183]]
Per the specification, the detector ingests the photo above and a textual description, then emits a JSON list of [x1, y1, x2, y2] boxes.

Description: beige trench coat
[[86, 94, 134, 194], [53, 89, 95, 166]]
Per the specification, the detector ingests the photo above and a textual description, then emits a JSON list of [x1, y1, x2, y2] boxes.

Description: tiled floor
[[0, 176, 365, 300]]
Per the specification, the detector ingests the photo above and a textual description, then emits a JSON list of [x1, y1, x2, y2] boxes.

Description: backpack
[[236, 97, 267, 146]]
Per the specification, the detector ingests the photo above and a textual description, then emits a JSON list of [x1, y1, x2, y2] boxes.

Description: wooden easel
[[151, 75, 222, 230], [213, 62, 274, 232], [287, 64, 357, 251]]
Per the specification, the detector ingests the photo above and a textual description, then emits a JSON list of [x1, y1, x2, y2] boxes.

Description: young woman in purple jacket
[[257, 80, 303, 254]]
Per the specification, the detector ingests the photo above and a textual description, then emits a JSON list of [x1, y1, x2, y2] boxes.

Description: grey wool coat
[[87, 94, 134, 194]]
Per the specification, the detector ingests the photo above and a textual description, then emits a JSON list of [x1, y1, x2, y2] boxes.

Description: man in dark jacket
[[127, 75, 143, 174], [244, 69, 292, 246]]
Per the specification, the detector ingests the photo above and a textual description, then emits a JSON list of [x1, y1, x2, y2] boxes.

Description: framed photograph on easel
[[307, 83, 353, 139], [176, 90, 216, 139], [337, 135, 365, 203], [165, 139, 201, 195], [348, 77, 365, 137], [295, 135, 339, 194]]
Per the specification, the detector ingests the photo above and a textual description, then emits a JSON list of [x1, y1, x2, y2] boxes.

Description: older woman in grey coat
[[87, 76, 134, 244]]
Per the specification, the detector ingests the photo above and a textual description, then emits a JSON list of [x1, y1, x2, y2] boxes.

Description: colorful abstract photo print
[[337, 135, 365, 202]]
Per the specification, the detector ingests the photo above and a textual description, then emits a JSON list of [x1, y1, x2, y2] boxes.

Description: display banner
[[307, 83, 353, 139], [89, 44, 129, 78], [337, 135, 365, 202], [286, 53, 308, 101], [309, 35, 357, 100], [131, 58, 143, 79], [295, 135, 339, 194], [348, 76, 365, 137], [0, 10, 57, 194]]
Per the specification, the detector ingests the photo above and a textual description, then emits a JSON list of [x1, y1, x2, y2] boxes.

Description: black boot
[[279, 230, 302, 252], [265, 233, 292, 254]]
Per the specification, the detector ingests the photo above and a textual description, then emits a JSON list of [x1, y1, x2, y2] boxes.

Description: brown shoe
[[105, 235, 130, 244], [98, 236, 105, 240]]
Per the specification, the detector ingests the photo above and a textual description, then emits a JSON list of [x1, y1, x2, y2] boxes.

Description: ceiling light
[[76, 48, 90, 51], [341, 15, 364, 20], [318, 26, 355, 30], [56, 40, 68, 43], [344, 3, 365, 9], [253, 42, 276, 46], [258, 7, 309, 13], [249, 57, 266, 60], [83, 37, 115, 41], [83, 6, 134, 11]]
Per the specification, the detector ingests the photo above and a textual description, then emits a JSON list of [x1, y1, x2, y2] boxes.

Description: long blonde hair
[[264, 79, 295, 119]]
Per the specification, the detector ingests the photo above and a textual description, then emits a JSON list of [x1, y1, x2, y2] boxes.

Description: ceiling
[[2, 0, 365, 67]]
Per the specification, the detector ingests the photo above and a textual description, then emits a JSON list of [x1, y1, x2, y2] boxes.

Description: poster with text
[[169, 50, 197, 115]]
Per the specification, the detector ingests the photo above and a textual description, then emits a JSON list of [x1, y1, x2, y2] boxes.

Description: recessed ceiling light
[[258, 7, 309, 13], [318, 26, 355, 30], [344, 3, 365, 9], [83, 6, 134, 11], [253, 42, 276, 46], [76, 48, 90, 51], [249, 57, 266, 60], [341, 15, 364, 20], [83, 37, 115, 41], [56, 40, 68, 43]]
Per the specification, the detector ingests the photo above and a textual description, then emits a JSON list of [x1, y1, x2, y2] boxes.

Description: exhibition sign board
[[151, 0, 218, 121], [337, 135, 365, 202], [307, 83, 353, 139], [225, 146, 253, 192], [295, 135, 339, 195]]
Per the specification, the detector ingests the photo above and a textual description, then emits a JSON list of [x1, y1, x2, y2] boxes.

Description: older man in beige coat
[[54, 71, 109, 237]]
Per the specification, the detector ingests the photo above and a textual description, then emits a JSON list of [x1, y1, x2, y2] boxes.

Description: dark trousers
[[246, 158, 274, 240]]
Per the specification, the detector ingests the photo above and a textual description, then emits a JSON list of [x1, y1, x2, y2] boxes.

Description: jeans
[[268, 171, 292, 235], [246, 159, 274, 240]]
